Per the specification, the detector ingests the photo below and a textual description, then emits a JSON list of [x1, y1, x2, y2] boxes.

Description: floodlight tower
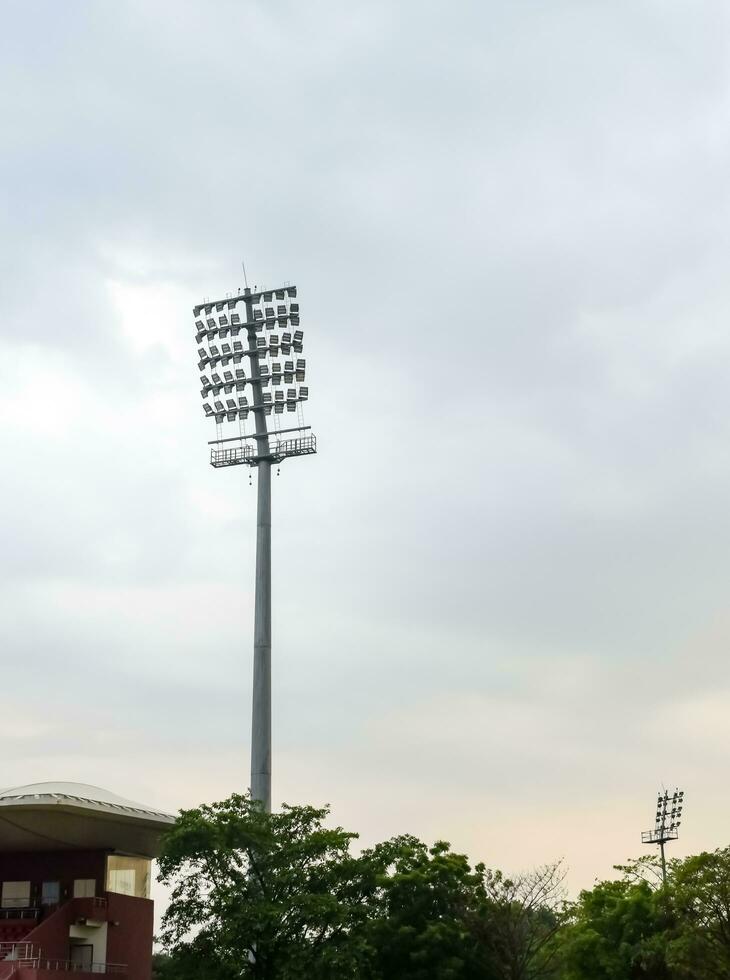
[[191, 283, 316, 813], [641, 787, 685, 884]]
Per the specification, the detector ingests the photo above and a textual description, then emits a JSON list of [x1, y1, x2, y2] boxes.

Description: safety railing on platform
[[13, 959, 126, 974], [210, 444, 255, 467], [0, 943, 38, 960], [0, 907, 39, 920]]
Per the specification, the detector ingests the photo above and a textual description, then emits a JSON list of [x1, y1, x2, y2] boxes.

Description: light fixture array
[[193, 287, 308, 425]]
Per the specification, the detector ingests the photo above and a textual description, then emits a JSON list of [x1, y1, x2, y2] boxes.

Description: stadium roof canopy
[[0, 782, 175, 856]]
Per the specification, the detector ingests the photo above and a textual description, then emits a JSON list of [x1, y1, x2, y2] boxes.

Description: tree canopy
[[157, 793, 730, 980]]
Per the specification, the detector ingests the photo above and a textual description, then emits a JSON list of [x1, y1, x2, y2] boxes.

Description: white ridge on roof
[[0, 781, 171, 818]]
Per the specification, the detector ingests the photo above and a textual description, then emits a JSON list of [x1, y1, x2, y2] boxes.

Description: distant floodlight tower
[[641, 787, 685, 884], [191, 283, 316, 813]]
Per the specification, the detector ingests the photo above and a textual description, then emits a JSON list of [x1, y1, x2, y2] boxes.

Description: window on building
[[73, 879, 96, 899], [2, 881, 30, 908], [41, 881, 60, 906], [106, 856, 151, 899]]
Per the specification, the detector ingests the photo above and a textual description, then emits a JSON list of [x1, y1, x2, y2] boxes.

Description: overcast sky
[[3, 0, 730, 898]]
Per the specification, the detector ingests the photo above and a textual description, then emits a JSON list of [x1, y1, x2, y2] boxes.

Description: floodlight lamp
[[195, 319, 204, 330], [226, 398, 236, 410], [275, 289, 285, 300], [214, 400, 224, 411], [232, 313, 241, 325], [290, 314, 300, 326], [216, 302, 224, 312], [235, 368, 245, 379], [299, 386, 309, 400], [219, 315, 229, 326], [264, 291, 273, 302], [254, 309, 263, 320], [265, 307, 275, 319], [207, 318, 216, 328], [210, 345, 220, 357], [212, 373, 222, 384], [275, 390, 284, 402], [238, 396, 248, 408], [200, 374, 211, 386], [203, 404, 213, 416], [275, 403, 284, 414], [286, 286, 297, 298], [290, 303, 299, 314], [262, 392, 272, 404]]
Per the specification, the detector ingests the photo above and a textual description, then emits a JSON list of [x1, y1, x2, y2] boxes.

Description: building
[[0, 782, 174, 979]]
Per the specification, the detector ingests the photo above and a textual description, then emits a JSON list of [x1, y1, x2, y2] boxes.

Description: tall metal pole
[[659, 841, 667, 886], [244, 288, 272, 813]]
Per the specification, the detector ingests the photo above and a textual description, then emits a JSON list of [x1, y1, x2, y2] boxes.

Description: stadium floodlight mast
[[191, 281, 316, 813], [641, 787, 685, 885]]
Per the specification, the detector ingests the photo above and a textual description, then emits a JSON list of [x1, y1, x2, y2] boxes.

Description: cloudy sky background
[[3, 0, 730, 900]]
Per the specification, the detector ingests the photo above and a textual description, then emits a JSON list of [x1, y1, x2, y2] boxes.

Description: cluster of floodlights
[[641, 787, 685, 846], [655, 788, 684, 835], [193, 286, 308, 424]]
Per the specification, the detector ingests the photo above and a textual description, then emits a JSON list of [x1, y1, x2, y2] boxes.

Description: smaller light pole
[[641, 787, 685, 885]]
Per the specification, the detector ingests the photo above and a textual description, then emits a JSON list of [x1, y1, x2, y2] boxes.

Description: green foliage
[[554, 875, 672, 980], [158, 794, 374, 980], [665, 847, 730, 978], [150, 953, 174, 979], [157, 793, 730, 980], [359, 836, 496, 979]]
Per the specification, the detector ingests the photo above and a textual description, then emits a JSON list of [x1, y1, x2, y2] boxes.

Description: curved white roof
[[0, 782, 166, 815], [0, 781, 175, 856]]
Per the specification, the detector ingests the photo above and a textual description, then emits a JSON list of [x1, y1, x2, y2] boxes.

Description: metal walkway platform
[[211, 434, 317, 468]]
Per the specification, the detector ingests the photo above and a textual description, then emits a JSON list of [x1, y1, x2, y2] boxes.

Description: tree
[[553, 866, 672, 980], [157, 794, 377, 980], [479, 862, 565, 980], [665, 847, 730, 979], [151, 952, 174, 979], [359, 836, 498, 980]]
